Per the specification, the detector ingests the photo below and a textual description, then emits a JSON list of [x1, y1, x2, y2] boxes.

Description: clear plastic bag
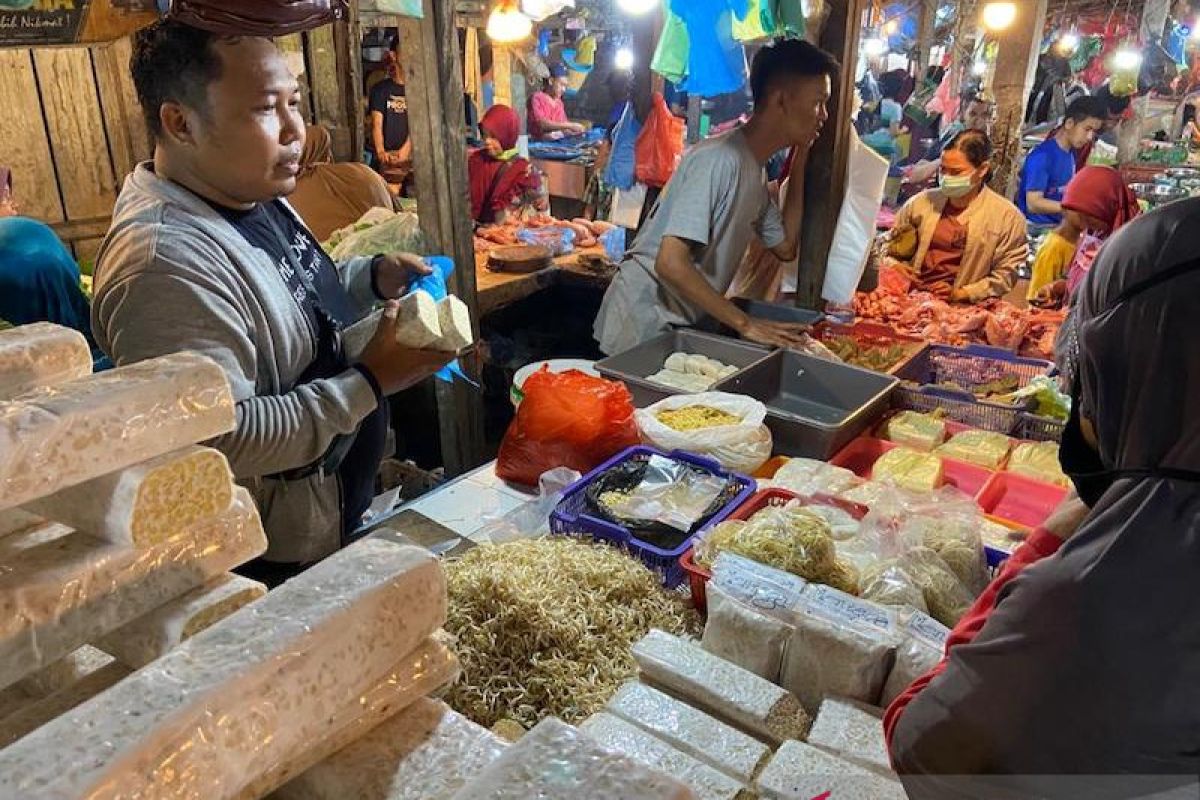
[[636, 392, 772, 475], [516, 226, 576, 256], [326, 210, 425, 261], [702, 583, 790, 682], [472, 467, 581, 544], [771, 458, 862, 496]]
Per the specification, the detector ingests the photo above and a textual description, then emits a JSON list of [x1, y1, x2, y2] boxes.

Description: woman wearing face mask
[[467, 105, 543, 225], [1032, 165, 1141, 307], [888, 130, 1025, 302], [884, 198, 1200, 798]]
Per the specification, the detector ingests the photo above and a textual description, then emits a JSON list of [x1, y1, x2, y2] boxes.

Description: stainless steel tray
[[596, 330, 773, 407], [721, 349, 898, 458]]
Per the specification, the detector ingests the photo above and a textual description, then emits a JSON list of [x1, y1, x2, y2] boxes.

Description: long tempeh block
[[0, 489, 267, 691], [0, 538, 447, 799], [451, 717, 696, 800], [25, 446, 236, 547], [0, 352, 235, 511], [632, 630, 810, 745], [273, 697, 504, 800], [236, 636, 461, 800], [754, 740, 906, 800], [0, 662, 131, 749], [580, 713, 751, 800], [0, 323, 92, 401], [97, 574, 266, 670], [606, 682, 771, 784]]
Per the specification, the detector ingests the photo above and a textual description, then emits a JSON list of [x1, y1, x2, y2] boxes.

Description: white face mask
[[939, 172, 976, 198]]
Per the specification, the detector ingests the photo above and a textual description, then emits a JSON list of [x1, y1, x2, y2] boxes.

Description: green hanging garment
[[773, 0, 805, 38], [652, 6, 690, 85], [733, 0, 777, 42]]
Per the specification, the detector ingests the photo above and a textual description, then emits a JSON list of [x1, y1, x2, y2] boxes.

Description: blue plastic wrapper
[[599, 226, 626, 262], [413, 256, 475, 386], [516, 226, 576, 256]]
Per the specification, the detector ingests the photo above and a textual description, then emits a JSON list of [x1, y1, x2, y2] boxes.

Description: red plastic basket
[[679, 487, 867, 615], [828, 437, 993, 497], [977, 472, 1067, 529]]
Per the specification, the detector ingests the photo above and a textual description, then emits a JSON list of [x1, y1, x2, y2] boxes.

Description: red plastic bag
[[168, 0, 348, 36], [634, 92, 685, 188], [496, 368, 640, 487]]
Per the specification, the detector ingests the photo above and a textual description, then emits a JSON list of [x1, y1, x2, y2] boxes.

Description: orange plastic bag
[[497, 368, 641, 487], [634, 93, 685, 188]]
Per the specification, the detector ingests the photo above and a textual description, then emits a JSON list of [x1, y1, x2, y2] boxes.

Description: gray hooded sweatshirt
[[92, 164, 380, 564]]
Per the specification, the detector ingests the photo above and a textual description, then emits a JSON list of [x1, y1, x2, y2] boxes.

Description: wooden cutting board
[[487, 245, 553, 273]]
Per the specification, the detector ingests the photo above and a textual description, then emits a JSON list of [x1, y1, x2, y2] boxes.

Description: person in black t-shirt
[[369, 50, 411, 187]]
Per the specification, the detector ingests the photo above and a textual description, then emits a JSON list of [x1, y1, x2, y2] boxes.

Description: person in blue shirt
[[1017, 96, 1106, 227]]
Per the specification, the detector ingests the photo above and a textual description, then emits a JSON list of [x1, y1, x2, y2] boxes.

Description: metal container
[[721, 350, 898, 459], [694, 298, 824, 337], [1131, 182, 1189, 204], [1165, 167, 1200, 180], [596, 330, 773, 407]]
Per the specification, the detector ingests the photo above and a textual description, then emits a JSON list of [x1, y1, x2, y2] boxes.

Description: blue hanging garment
[[673, 0, 748, 98], [604, 101, 642, 191]]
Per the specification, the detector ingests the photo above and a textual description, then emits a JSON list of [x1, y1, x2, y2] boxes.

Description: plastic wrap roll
[[0, 538, 447, 799], [0, 323, 92, 402], [0, 489, 267, 691], [0, 352, 235, 512]]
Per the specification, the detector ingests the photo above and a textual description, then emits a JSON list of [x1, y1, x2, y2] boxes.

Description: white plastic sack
[[820, 130, 890, 305], [635, 392, 772, 474], [610, 182, 648, 229]]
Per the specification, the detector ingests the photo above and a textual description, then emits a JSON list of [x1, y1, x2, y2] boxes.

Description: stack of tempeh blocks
[[0, 323, 469, 799]]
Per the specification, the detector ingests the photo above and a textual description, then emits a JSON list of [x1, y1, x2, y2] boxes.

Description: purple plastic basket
[[549, 446, 756, 588]]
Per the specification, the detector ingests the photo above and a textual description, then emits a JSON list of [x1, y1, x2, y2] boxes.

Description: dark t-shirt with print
[[369, 78, 410, 153]]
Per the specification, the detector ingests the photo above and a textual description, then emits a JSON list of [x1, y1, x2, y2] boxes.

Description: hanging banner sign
[[0, 0, 90, 45]]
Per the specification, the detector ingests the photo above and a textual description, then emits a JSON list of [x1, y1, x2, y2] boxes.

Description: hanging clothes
[[732, 0, 776, 42], [674, 0, 748, 98], [772, 0, 806, 38], [652, 5, 690, 85]]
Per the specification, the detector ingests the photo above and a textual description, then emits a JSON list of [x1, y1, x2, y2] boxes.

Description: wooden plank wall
[[0, 28, 352, 265]]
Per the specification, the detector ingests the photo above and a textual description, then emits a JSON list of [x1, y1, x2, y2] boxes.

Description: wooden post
[[399, 0, 487, 475], [796, 0, 869, 309], [988, 0, 1049, 197], [334, 4, 365, 163], [685, 95, 703, 143], [1118, 0, 1170, 162], [915, 0, 938, 75]]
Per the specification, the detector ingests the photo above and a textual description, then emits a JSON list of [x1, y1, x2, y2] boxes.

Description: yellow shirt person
[[1027, 229, 1078, 301]]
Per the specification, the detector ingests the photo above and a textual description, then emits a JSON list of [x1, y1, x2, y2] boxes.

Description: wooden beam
[[915, 0, 938, 75], [398, 0, 487, 475], [989, 0, 1048, 196], [796, 0, 869, 310], [334, 5, 365, 163]]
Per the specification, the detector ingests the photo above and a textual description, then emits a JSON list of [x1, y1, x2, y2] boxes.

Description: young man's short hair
[[749, 39, 839, 107], [1063, 95, 1108, 125], [131, 20, 226, 138]]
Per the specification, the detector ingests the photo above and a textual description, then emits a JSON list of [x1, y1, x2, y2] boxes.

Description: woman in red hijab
[[1036, 166, 1141, 306], [468, 105, 542, 225]]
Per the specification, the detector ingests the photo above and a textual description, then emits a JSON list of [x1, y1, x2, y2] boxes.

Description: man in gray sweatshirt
[[92, 21, 452, 582]]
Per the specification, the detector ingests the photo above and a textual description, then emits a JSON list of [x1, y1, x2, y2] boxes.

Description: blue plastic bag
[[599, 226, 627, 262], [604, 101, 641, 191], [413, 256, 475, 386], [517, 226, 576, 256]]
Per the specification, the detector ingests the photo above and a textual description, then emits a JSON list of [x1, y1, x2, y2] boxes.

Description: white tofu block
[[0, 352, 235, 511], [580, 713, 750, 800], [0, 323, 92, 401], [275, 697, 505, 800], [394, 291, 442, 349], [433, 296, 472, 352], [806, 697, 894, 778], [16, 645, 115, 698], [25, 446, 236, 547], [0, 488, 267, 691], [755, 740, 905, 800], [606, 682, 770, 784], [240, 636, 461, 799], [0, 662, 130, 748], [451, 717, 696, 800], [96, 574, 267, 669], [0, 538, 446, 799], [632, 629, 810, 745]]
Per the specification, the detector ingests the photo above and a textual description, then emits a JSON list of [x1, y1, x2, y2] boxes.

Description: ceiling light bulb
[[1112, 46, 1143, 71], [1060, 32, 1079, 51], [486, 3, 533, 43], [972, 60, 988, 76], [863, 37, 887, 57], [981, 2, 1017, 31], [614, 47, 635, 70], [616, 0, 657, 15]]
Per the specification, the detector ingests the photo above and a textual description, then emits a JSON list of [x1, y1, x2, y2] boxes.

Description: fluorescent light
[[616, 0, 657, 15], [486, 2, 533, 43], [614, 47, 635, 70], [981, 2, 1017, 31], [863, 37, 887, 57]]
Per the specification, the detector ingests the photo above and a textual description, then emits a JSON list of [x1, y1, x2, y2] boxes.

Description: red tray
[[829, 437, 993, 497], [977, 472, 1067, 529], [679, 488, 867, 615]]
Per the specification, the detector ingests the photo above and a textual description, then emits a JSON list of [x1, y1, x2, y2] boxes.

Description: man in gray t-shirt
[[594, 40, 839, 355]]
